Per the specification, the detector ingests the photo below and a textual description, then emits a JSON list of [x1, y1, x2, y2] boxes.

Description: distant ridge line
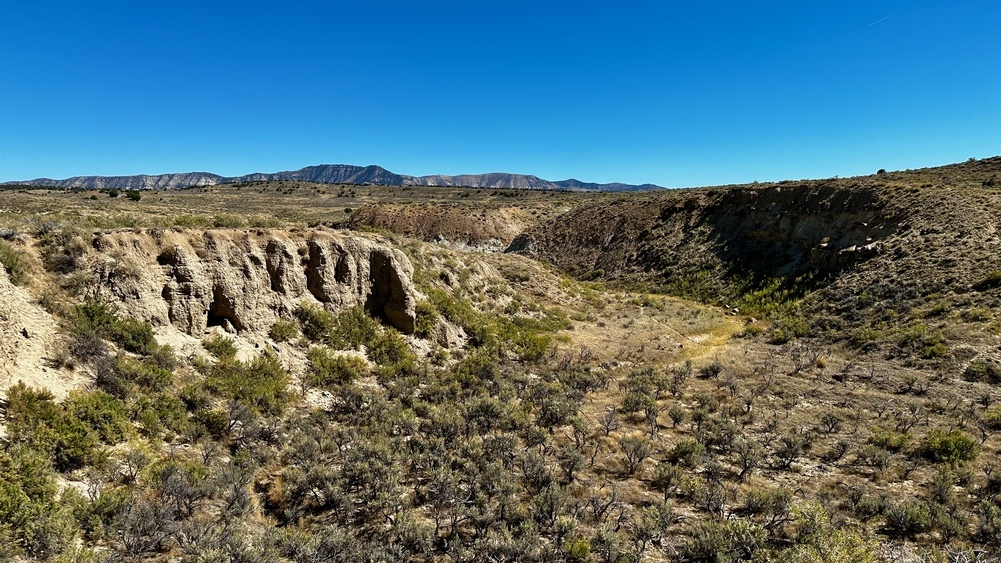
[[2, 164, 665, 192]]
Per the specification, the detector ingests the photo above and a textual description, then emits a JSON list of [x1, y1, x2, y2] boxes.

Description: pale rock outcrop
[[0, 263, 87, 401], [88, 229, 418, 335]]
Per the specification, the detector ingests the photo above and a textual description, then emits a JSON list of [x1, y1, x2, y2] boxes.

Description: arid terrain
[[1, 157, 1001, 562]]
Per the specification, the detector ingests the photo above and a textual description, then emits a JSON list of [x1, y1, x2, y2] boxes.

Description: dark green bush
[[667, 438, 706, 469], [413, 301, 440, 339], [64, 390, 131, 444], [4, 383, 99, 472], [329, 305, 381, 350], [269, 319, 299, 342], [294, 303, 338, 341], [922, 429, 978, 464], [114, 354, 172, 392], [680, 519, 766, 562], [884, 500, 932, 538], [868, 427, 910, 452], [307, 347, 368, 387], [963, 358, 1001, 384], [0, 240, 29, 285], [204, 352, 291, 415], [202, 333, 238, 360], [70, 300, 156, 355]]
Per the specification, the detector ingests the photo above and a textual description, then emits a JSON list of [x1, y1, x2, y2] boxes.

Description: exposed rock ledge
[[87, 229, 418, 335]]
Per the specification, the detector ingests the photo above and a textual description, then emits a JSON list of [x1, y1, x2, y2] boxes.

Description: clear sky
[[1, 1, 998, 187]]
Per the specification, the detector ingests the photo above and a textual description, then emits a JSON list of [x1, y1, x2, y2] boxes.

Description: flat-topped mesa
[[87, 229, 418, 335]]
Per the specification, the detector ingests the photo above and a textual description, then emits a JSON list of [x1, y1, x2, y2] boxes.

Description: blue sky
[[1, 1, 997, 187]]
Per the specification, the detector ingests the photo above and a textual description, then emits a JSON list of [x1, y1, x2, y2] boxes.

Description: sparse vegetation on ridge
[[0, 157, 999, 561]]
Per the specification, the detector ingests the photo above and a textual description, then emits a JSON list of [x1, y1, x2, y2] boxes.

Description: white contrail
[[868, 11, 899, 27]]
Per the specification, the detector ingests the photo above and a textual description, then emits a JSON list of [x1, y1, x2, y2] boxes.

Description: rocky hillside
[[510, 157, 1001, 346]]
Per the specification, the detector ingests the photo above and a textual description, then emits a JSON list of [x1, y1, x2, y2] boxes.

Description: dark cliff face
[[508, 182, 898, 286]]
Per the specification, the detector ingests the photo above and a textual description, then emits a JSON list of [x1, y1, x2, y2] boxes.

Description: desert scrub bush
[[70, 300, 156, 355], [413, 300, 440, 339], [202, 333, 238, 360], [679, 519, 766, 562], [767, 314, 811, 344], [63, 390, 132, 444], [922, 429, 978, 464], [427, 288, 485, 335], [3, 382, 100, 471], [883, 499, 932, 538], [667, 438, 706, 469], [112, 354, 173, 393], [327, 305, 380, 350], [963, 358, 1001, 384], [618, 435, 652, 474], [0, 239, 29, 285], [203, 352, 291, 415], [129, 393, 190, 440], [368, 329, 418, 375], [269, 319, 299, 342], [983, 403, 1001, 430], [776, 501, 880, 562], [868, 427, 910, 452], [962, 307, 991, 322], [893, 321, 948, 358], [0, 448, 78, 559], [294, 302, 337, 341], [38, 228, 87, 274], [307, 347, 368, 387]]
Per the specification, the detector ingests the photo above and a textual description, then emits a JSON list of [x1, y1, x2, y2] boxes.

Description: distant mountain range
[[3, 164, 664, 192]]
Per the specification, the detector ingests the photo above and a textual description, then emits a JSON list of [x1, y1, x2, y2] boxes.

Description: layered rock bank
[[87, 229, 418, 335]]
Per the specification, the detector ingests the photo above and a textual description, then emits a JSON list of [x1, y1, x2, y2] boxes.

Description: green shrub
[[130, 393, 189, 439], [204, 352, 291, 415], [962, 307, 991, 322], [4, 383, 99, 472], [367, 329, 418, 374], [70, 300, 156, 355], [893, 322, 948, 358], [329, 305, 380, 350], [666, 438, 705, 468], [0, 451, 76, 559], [294, 303, 337, 341], [884, 500, 932, 538], [0, 240, 29, 285], [922, 429, 978, 464], [64, 390, 131, 444], [414, 301, 440, 339], [306, 347, 368, 387], [983, 403, 1001, 430], [963, 359, 1001, 384], [202, 333, 238, 360], [868, 427, 910, 452], [779, 501, 880, 562], [269, 319, 299, 342], [680, 519, 766, 562], [125, 190, 141, 201], [113, 354, 172, 392], [767, 314, 811, 344]]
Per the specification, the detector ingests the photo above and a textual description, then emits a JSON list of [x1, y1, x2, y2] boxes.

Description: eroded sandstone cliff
[[86, 229, 418, 335]]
